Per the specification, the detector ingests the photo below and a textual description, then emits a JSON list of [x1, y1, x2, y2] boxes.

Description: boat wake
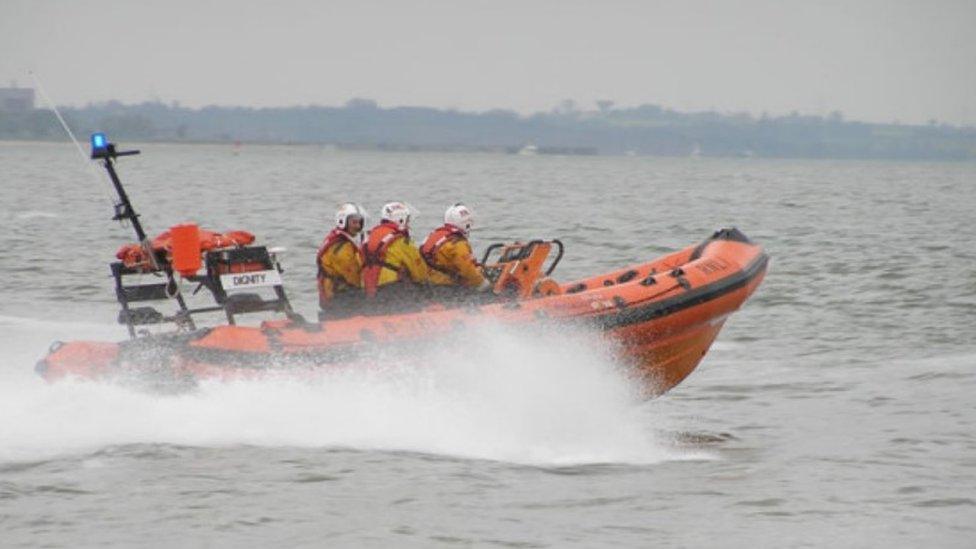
[[0, 316, 705, 466]]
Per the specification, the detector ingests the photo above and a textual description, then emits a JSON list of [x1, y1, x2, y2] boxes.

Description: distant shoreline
[[5, 138, 975, 163], [4, 100, 975, 161]]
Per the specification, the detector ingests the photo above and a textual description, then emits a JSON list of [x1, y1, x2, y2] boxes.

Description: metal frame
[[94, 135, 295, 337]]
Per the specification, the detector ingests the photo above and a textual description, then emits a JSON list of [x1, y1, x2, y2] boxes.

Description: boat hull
[[38, 229, 768, 396]]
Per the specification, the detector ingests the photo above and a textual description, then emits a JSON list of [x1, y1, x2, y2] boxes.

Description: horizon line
[[46, 97, 975, 130]]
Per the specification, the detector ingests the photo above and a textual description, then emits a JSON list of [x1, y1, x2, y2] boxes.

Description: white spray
[[0, 316, 703, 466]]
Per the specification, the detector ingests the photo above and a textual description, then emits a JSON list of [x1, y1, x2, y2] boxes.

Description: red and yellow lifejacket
[[316, 228, 364, 301], [361, 222, 408, 298], [420, 224, 468, 282]]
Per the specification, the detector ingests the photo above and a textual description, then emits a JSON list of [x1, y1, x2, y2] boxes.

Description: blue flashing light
[[91, 132, 108, 152]]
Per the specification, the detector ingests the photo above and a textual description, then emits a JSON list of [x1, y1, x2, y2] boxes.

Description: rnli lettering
[[695, 258, 730, 275], [220, 269, 283, 290]]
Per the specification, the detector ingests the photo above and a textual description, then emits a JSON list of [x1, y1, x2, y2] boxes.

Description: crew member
[[422, 203, 489, 297], [317, 203, 366, 319], [361, 202, 429, 309]]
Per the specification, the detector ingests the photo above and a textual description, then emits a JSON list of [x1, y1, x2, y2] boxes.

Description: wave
[[0, 319, 704, 466], [12, 210, 60, 221]]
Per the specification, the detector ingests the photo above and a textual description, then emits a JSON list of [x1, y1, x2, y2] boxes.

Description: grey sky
[[2, 0, 974, 125]]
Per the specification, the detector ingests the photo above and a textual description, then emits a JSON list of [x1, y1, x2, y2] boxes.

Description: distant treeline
[[3, 98, 975, 160]]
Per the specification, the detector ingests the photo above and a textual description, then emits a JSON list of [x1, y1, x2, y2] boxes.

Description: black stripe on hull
[[119, 254, 768, 369], [595, 252, 769, 330]]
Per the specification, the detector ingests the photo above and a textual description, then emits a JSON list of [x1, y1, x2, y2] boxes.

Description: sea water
[[0, 142, 974, 547]]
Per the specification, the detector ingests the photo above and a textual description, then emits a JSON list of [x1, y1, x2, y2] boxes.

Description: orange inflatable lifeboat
[[36, 134, 768, 396], [38, 228, 767, 396]]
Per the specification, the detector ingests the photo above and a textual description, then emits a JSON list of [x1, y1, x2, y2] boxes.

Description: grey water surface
[[1, 142, 974, 547]]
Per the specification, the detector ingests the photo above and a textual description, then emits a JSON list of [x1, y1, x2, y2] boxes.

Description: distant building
[[0, 84, 35, 113]]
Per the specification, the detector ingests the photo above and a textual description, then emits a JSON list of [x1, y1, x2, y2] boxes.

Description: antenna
[[28, 71, 117, 208]]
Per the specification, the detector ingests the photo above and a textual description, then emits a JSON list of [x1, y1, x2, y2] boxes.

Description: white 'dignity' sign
[[220, 269, 283, 291]]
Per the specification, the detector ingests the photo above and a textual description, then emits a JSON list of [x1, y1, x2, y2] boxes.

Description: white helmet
[[335, 203, 365, 231], [381, 201, 413, 231], [444, 203, 474, 235]]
